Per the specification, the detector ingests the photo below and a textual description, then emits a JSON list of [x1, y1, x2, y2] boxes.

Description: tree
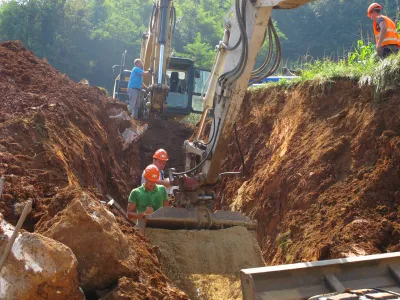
[[176, 32, 215, 69]]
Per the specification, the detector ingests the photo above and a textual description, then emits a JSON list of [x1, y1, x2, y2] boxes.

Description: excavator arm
[[141, 0, 175, 112], [146, 0, 315, 230]]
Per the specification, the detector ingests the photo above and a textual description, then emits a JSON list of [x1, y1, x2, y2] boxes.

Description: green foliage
[[276, 230, 292, 254], [299, 58, 374, 84], [180, 113, 202, 126], [369, 53, 400, 94], [175, 33, 215, 69], [274, 0, 398, 64], [0, 0, 153, 91], [347, 39, 375, 66], [1, 0, 399, 93], [278, 46, 400, 100]]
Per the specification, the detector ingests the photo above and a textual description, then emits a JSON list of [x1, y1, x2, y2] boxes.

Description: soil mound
[[0, 40, 146, 226], [217, 81, 400, 265], [0, 41, 187, 298], [146, 226, 264, 299]]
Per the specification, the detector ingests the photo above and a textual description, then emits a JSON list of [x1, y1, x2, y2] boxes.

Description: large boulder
[[0, 216, 84, 300], [36, 192, 136, 291]]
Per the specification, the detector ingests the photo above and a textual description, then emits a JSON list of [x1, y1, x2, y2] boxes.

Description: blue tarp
[[250, 76, 299, 85]]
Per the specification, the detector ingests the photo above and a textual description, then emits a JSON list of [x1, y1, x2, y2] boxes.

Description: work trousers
[[128, 88, 140, 119], [379, 45, 399, 58]]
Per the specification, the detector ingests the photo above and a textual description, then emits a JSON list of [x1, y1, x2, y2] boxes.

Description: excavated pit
[[3, 39, 400, 299], [146, 226, 264, 299]]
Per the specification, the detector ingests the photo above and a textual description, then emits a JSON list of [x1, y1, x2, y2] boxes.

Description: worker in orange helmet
[[141, 149, 172, 189], [127, 164, 169, 235], [367, 3, 400, 58]]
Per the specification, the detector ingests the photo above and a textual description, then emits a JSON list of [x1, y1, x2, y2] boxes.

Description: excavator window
[[166, 70, 188, 109], [170, 72, 180, 92], [192, 69, 210, 112], [166, 70, 187, 94]]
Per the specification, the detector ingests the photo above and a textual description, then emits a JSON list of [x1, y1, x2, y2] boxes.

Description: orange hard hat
[[367, 3, 382, 18], [144, 164, 160, 182], [153, 149, 169, 161]]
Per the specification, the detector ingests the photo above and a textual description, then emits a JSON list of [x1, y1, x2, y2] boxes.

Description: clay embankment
[[217, 81, 400, 265]]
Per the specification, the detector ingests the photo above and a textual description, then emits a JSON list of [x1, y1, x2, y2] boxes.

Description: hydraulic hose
[[204, 112, 216, 145], [219, 0, 248, 86], [227, 0, 248, 81], [219, 122, 245, 176], [226, 0, 248, 85], [172, 119, 222, 176], [251, 20, 273, 76], [250, 19, 282, 85], [170, 4, 176, 34], [150, 4, 157, 31]]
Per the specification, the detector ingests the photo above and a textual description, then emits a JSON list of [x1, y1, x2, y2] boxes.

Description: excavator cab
[[165, 57, 211, 115], [112, 54, 210, 117]]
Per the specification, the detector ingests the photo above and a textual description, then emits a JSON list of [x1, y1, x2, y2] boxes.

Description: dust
[[146, 226, 264, 299]]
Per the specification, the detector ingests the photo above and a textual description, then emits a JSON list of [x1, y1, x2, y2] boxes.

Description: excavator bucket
[[240, 252, 400, 300], [145, 206, 257, 230]]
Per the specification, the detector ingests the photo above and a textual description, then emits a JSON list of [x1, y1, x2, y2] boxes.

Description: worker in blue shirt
[[128, 59, 150, 119]]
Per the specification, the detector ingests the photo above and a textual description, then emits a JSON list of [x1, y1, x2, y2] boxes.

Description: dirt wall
[[217, 81, 400, 265], [139, 116, 193, 178], [0, 41, 188, 299]]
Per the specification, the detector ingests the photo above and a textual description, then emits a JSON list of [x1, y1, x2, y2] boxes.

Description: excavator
[[112, 0, 209, 118], [114, 0, 400, 299], [145, 0, 314, 229]]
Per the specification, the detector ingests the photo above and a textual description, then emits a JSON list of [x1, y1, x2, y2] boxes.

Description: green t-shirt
[[128, 184, 168, 213]]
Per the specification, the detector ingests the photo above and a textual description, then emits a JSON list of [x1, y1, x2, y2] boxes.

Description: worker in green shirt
[[127, 164, 169, 235]]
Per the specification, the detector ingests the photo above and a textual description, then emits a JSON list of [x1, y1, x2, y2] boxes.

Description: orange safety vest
[[373, 15, 400, 47]]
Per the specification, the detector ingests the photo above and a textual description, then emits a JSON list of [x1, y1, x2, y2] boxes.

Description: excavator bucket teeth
[[145, 207, 257, 230]]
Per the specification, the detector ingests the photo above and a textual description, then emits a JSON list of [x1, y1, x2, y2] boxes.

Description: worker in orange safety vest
[[367, 3, 400, 58]]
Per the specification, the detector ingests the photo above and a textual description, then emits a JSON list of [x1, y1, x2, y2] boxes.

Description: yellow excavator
[[113, 0, 209, 118]]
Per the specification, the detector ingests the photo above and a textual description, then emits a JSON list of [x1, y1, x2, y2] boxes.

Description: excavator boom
[[141, 0, 174, 112], [146, 0, 315, 230]]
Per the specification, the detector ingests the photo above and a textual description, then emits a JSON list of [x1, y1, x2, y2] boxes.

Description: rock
[[0, 216, 84, 300], [326, 110, 347, 125], [4, 174, 18, 184], [36, 192, 136, 291]]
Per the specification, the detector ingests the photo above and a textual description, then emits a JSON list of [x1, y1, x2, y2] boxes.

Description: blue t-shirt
[[128, 67, 144, 89]]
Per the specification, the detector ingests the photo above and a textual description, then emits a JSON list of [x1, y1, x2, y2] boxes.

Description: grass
[[276, 230, 292, 254], [180, 113, 202, 126], [251, 51, 400, 95]]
